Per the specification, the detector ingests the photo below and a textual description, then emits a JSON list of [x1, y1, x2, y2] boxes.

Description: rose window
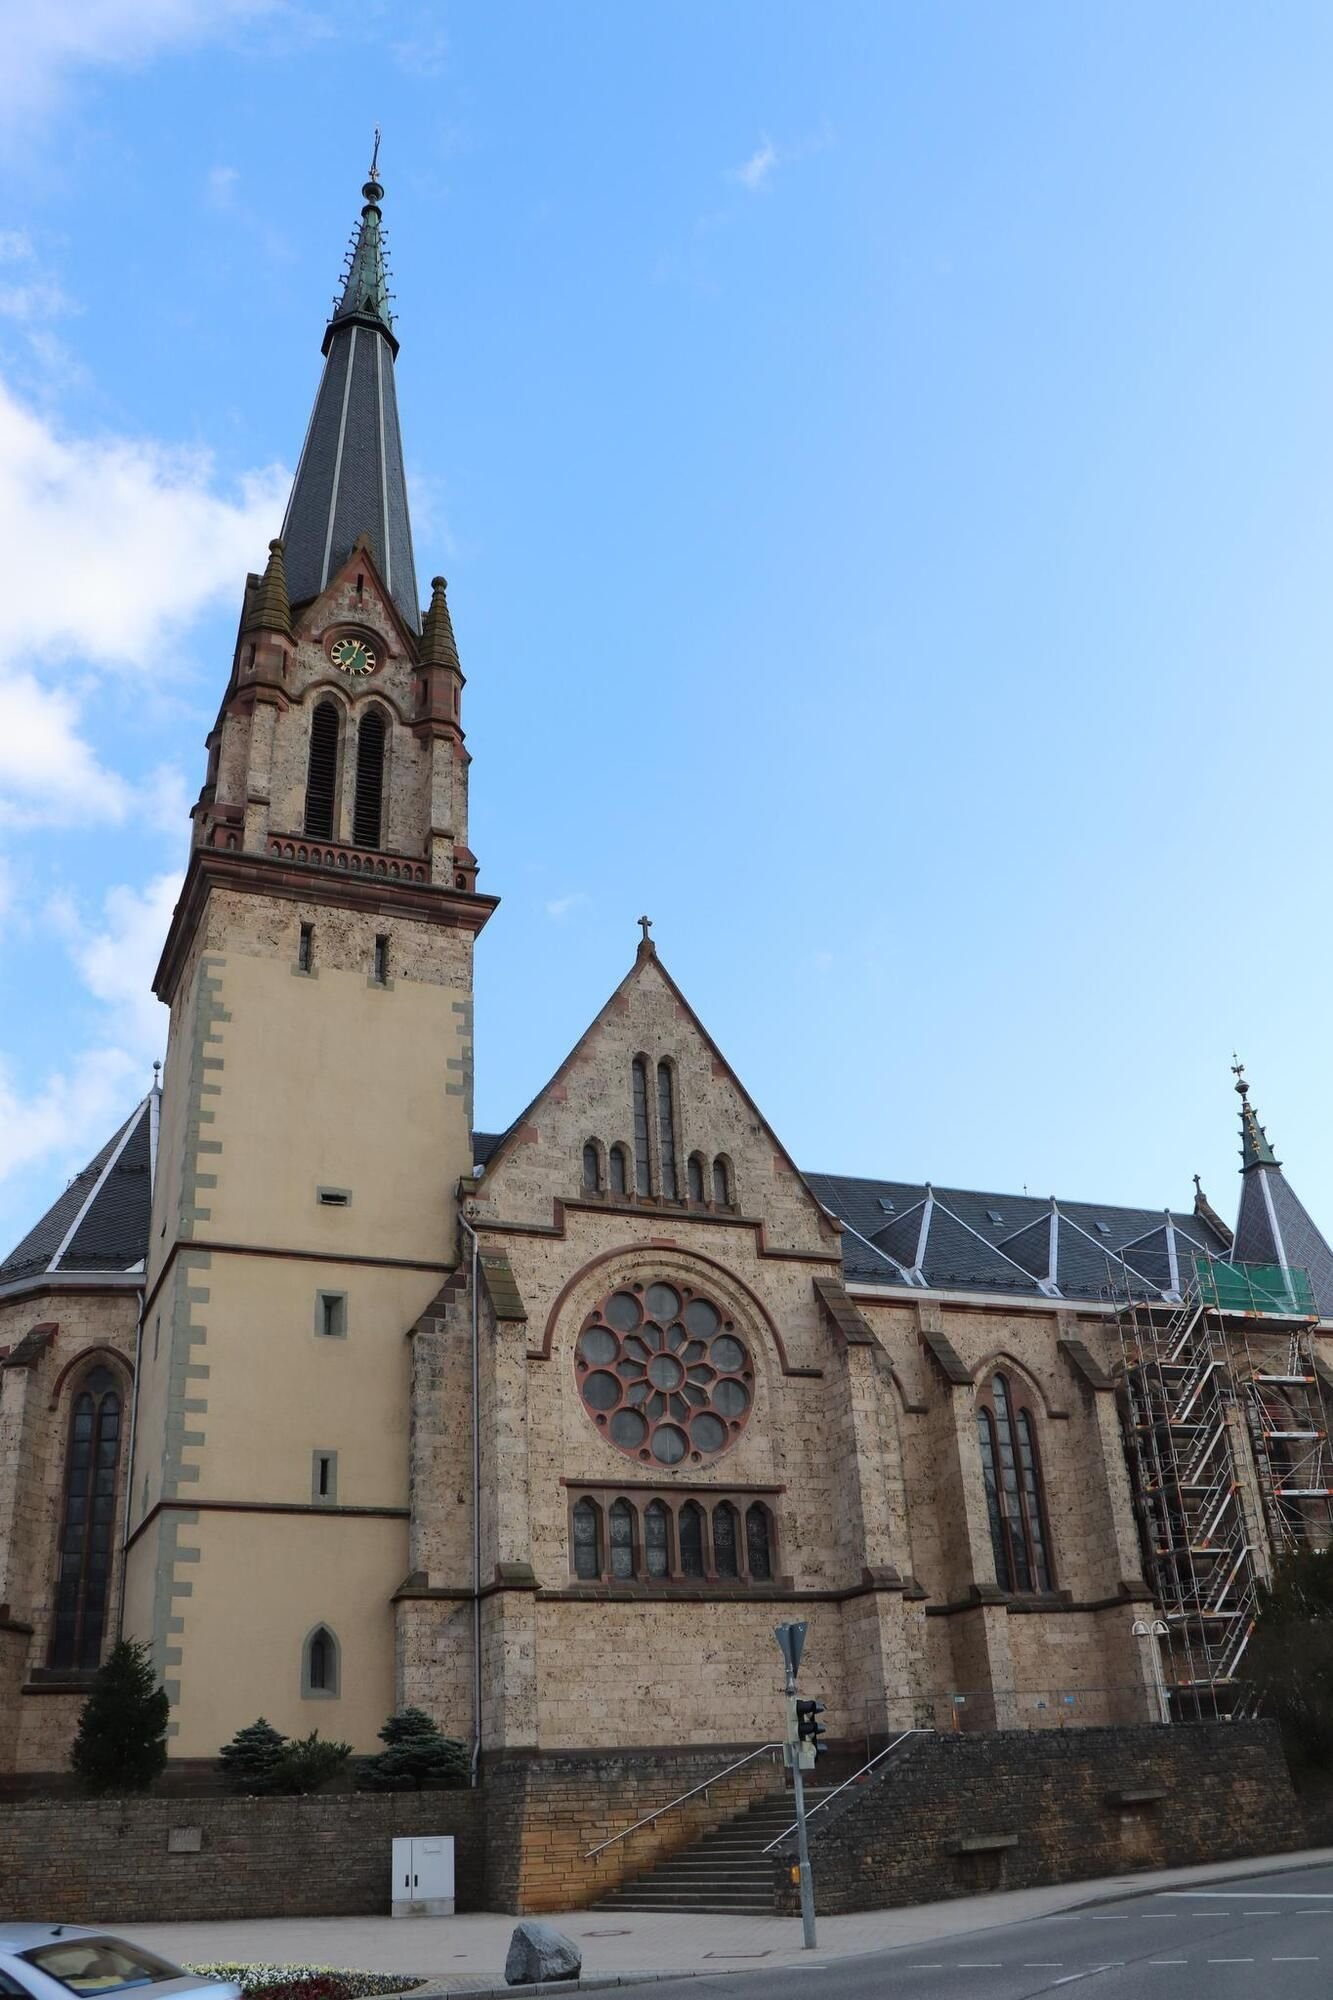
[[575, 1281, 753, 1466]]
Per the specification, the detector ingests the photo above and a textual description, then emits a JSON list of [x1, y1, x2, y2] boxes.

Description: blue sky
[[3, 0, 1333, 1260]]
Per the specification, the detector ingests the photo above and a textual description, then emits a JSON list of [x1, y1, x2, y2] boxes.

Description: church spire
[[1233, 1060, 1279, 1169], [1229, 1064, 1333, 1312], [279, 142, 420, 631]]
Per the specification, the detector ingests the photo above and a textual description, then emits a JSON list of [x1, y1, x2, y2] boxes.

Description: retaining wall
[[773, 1721, 1302, 1914]]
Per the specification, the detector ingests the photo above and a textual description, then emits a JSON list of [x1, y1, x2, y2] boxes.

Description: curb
[[1049, 1845, 1333, 1918], [409, 1975, 704, 1998]]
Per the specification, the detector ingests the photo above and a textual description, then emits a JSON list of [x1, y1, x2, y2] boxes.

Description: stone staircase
[[591, 1784, 837, 1915]]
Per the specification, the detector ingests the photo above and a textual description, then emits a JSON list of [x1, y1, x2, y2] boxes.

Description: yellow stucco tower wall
[[123, 538, 492, 1757]]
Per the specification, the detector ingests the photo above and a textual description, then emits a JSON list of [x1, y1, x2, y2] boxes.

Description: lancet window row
[[577, 1056, 737, 1208], [569, 1491, 776, 1586]]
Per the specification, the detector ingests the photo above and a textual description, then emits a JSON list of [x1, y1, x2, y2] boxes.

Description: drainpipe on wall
[[117, 1292, 146, 1644], [458, 1206, 483, 1788]]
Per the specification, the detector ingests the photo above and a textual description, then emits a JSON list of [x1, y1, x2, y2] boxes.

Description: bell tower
[[122, 157, 496, 1756]]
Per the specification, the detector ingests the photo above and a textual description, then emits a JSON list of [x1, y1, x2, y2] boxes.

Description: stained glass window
[[50, 1367, 121, 1672], [977, 1372, 1053, 1594]]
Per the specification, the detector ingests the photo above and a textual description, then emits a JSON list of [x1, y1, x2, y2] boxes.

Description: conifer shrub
[[70, 1639, 169, 1794], [1249, 1544, 1333, 1780], [360, 1706, 468, 1789], [218, 1718, 288, 1794], [268, 1729, 352, 1794]]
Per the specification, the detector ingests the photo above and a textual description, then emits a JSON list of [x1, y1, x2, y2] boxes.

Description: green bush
[[218, 1718, 288, 1795], [361, 1707, 468, 1790], [70, 1639, 169, 1795], [267, 1729, 352, 1795]]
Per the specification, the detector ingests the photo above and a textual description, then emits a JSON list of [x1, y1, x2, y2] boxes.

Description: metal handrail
[[583, 1742, 783, 1859], [761, 1728, 925, 1854]]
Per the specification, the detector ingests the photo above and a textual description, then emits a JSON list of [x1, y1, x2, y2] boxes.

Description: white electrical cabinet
[[391, 1834, 456, 1917]]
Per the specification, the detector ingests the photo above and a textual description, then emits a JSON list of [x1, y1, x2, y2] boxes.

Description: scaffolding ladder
[[1116, 1260, 1333, 1716]]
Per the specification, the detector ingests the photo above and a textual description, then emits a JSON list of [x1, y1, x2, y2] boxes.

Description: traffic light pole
[[785, 1674, 817, 1949]]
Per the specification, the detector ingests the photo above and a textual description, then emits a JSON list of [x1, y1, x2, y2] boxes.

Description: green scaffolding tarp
[[1193, 1257, 1316, 1316]]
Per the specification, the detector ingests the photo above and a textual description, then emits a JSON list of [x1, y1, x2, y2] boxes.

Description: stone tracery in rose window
[[575, 1280, 753, 1466]]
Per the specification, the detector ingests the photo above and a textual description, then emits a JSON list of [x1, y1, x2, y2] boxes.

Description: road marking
[[956, 1962, 1002, 1968], [1022, 1964, 1064, 1969], [1273, 1957, 1320, 1963], [1206, 1958, 1254, 1964], [1090, 1914, 1129, 1921], [1163, 1890, 1333, 1900], [1052, 1972, 1117, 1987], [1147, 1961, 1188, 1966]]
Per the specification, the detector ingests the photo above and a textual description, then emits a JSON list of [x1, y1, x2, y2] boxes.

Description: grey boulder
[[504, 1918, 583, 1986]]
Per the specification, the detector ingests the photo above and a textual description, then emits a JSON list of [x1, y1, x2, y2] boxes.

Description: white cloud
[[0, 0, 278, 137], [545, 892, 589, 920], [206, 164, 240, 211], [0, 673, 131, 827], [0, 1045, 142, 1186], [734, 138, 779, 193], [0, 376, 286, 668], [56, 871, 179, 1060]]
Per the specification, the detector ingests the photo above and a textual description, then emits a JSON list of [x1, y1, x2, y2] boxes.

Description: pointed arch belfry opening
[[303, 699, 341, 839], [50, 1363, 124, 1671], [352, 706, 388, 848]]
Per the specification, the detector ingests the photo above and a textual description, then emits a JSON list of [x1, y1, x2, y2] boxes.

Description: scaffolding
[[1115, 1259, 1333, 1718]]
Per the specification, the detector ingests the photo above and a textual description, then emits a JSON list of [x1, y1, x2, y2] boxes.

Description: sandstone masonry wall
[[773, 1721, 1301, 1913]]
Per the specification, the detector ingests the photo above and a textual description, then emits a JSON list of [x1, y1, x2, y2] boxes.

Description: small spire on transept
[[420, 576, 461, 672], [244, 538, 294, 639], [637, 914, 656, 959], [1232, 1059, 1279, 1170]]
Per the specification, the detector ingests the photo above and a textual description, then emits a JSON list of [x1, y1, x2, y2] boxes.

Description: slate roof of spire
[[1230, 1073, 1333, 1313], [0, 1090, 158, 1291], [280, 160, 420, 632]]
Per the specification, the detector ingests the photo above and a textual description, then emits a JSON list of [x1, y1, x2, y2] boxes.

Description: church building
[[1, 164, 1331, 1780]]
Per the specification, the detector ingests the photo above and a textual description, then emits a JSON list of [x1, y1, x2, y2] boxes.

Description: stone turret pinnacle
[[279, 145, 419, 631], [244, 538, 293, 640], [420, 575, 461, 671]]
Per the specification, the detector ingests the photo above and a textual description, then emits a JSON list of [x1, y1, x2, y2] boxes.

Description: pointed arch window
[[608, 1145, 629, 1197], [50, 1366, 122, 1671], [713, 1500, 740, 1579], [679, 1501, 706, 1578], [687, 1154, 706, 1203], [582, 1142, 602, 1194], [303, 700, 340, 840], [712, 1157, 732, 1206], [609, 1498, 636, 1580], [745, 1503, 772, 1581], [352, 707, 387, 849], [657, 1062, 678, 1199], [303, 1623, 340, 1697], [572, 1498, 602, 1580], [976, 1371, 1053, 1594], [644, 1500, 672, 1579], [631, 1059, 652, 1195]]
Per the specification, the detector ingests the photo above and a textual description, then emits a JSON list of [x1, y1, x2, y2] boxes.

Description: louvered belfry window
[[50, 1367, 122, 1671], [304, 700, 341, 839], [352, 708, 387, 849], [631, 1058, 652, 1195]]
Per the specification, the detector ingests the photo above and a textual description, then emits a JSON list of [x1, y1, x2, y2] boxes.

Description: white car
[[0, 1927, 240, 2000]]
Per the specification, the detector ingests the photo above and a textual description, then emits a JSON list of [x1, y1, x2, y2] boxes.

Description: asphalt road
[[618, 1860, 1333, 1998]]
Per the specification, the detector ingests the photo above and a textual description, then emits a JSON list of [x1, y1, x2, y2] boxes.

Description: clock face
[[330, 636, 377, 677]]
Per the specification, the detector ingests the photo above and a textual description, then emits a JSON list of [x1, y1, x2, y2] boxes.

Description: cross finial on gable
[[637, 914, 655, 958]]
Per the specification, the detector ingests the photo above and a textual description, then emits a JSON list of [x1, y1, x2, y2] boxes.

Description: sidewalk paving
[[123, 1846, 1333, 1996]]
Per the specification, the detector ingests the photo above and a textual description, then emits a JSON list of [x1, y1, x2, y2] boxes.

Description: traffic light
[[795, 1698, 827, 1768]]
